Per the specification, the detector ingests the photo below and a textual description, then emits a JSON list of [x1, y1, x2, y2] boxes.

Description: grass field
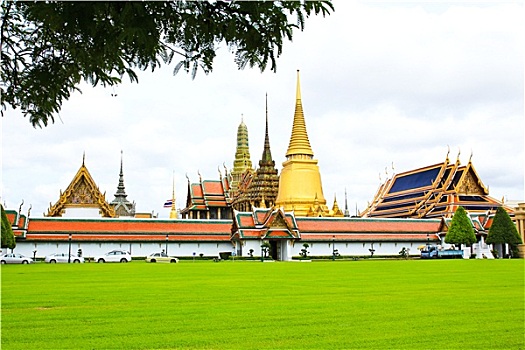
[[1, 259, 524, 349]]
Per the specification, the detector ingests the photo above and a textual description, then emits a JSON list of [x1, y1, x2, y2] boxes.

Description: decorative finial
[[218, 166, 222, 179], [185, 173, 190, 183], [446, 145, 450, 160], [198, 170, 202, 183], [469, 150, 473, 163], [457, 148, 461, 162], [27, 204, 32, 217], [18, 199, 24, 216], [391, 162, 395, 174], [82, 152, 86, 166], [171, 171, 176, 211], [223, 163, 228, 177]]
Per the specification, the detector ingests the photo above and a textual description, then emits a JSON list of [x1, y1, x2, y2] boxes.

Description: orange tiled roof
[[28, 218, 232, 234], [296, 217, 441, 233]]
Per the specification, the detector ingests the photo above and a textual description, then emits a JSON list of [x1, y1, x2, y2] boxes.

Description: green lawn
[[1, 259, 524, 349]]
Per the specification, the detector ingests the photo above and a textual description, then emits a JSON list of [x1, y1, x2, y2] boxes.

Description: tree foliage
[[1, 205, 16, 250], [1, 1, 333, 127], [445, 206, 476, 247], [486, 206, 522, 245]]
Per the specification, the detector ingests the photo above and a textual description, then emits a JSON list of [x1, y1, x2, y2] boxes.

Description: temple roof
[[46, 156, 115, 217], [181, 174, 231, 214], [362, 155, 510, 219], [231, 208, 300, 240]]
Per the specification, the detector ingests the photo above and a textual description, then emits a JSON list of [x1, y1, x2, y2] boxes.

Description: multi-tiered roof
[[361, 154, 510, 218]]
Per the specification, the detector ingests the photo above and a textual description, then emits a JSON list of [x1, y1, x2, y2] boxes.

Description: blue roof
[[389, 167, 441, 193]]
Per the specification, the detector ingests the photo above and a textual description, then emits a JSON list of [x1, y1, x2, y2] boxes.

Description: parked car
[[45, 253, 84, 263], [94, 250, 132, 263], [146, 252, 179, 263], [0, 253, 33, 264]]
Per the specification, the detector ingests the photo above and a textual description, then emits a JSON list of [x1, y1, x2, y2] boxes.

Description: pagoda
[[110, 151, 136, 217], [229, 117, 253, 198], [232, 94, 280, 212], [46, 154, 115, 218], [274, 71, 330, 217]]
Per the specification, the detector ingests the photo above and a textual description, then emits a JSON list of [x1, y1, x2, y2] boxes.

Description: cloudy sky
[[2, 1, 523, 218]]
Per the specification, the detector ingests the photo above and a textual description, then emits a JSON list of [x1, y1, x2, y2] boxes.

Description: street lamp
[[165, 234, 169, 255], [68, 233, 72, 263], [332, 235, 335, 261]]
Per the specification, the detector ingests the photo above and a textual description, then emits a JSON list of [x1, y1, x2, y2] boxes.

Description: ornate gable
[[455, 163, 488, 195], [47, 157, 115, 217]]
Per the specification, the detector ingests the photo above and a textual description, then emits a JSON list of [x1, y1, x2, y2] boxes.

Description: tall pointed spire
[[114, 150, 127, 199], [232, 93, 279, 212], [169, 171, 177, 219], [261, 93, 273, 164], [275, 71, 328, 217], [110, 151, 135, 217], [285, 70, 313, 158], [344, 188, 350, 217]]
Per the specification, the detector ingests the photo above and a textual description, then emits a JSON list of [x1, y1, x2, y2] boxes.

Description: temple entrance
[[270, 241, 279, 260]]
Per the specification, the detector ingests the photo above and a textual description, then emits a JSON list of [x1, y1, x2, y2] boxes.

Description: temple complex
[[361, 153, 512, 219], [46, 155, 115, 218], [4, 71, 521, 261], [110, 151, 136, 217]]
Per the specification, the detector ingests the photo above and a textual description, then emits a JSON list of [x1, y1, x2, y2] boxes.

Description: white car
[[0, 253, 33, 264], [146, 252, 179, 263], [45, 253, 84, 263], [94, 250, 132, 263]]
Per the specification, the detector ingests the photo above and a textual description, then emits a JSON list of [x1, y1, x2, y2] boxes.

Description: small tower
[[344, 188, 350, 217], [234, 94, 280, 211], [230, 116, 253, 197], [169, 172, 177, 219], [275, 71, 329, 216], [110, 151, 136, 217]]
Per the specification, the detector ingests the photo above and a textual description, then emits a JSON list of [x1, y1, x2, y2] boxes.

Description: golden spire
[[169, 172, 177, 219], [285, 70, 313, 158]]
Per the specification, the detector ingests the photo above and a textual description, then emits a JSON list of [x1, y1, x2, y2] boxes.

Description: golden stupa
[[275, 71, 330, 217]]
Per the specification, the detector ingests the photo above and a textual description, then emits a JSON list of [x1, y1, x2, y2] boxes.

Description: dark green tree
[[1, 1, 333, 127], [261, 241, 271, 259], [300, 243, 309, 258], [445, 206, 476, 247], [1, 205, 17, 250], [486, 206, 522, 247]]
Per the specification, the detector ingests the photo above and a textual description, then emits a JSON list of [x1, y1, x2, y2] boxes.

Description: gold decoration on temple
[[275, 70, 330, 217], [47, 157, 115, 217]]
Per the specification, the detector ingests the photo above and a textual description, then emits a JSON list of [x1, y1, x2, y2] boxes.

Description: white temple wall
[[12, 240, 432, 260], [61, 207, 102, 218], [292, 241, 427, 257], [12, 241, 235, 259]]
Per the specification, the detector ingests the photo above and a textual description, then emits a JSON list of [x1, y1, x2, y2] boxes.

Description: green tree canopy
[[445, 206, 476, 247], [486, 206, 522, 245], [1, 1, 333, 127], [1, 205, 17, 250]]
